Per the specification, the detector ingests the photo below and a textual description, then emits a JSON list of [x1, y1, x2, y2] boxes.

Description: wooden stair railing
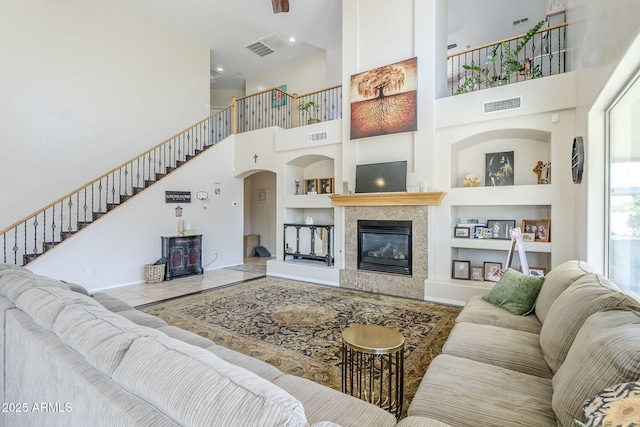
[[2, 107, 233, 266]]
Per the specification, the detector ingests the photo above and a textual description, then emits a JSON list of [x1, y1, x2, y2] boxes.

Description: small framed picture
[[318, 178, 334, 194], [486, 220, 516, 240], [522, 220, 550, 242], [454, 227, 471, 238], [485, 151, 514, 186], [471, 266, 484, 281], [305, 179, 318, 194], [528, 267, 547, 277], [474, 225, 488, 239], [522, 233, 535, 242], [483, 261, 502, 281], [452, 260, 471, 280]]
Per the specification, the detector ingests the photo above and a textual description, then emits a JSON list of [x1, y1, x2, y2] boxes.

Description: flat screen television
[[355, 161, 407, 193]]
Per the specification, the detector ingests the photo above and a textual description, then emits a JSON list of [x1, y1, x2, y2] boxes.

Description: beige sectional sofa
[[2, 261, 639, 427], [0, 264, 399, 427], [402, 260, 640, 427]]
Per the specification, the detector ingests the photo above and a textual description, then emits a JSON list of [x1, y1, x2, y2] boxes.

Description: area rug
[[141, 277, 460, 417]]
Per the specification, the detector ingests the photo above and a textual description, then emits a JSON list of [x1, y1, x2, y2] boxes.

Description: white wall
[[0, 0, 210, 230], [28, 138, 244, 292], [566, 1, 640, 270], [245, 51, 328, 95]]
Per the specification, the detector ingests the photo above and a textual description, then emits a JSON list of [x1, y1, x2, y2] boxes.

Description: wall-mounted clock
[[571, 136, 584, 184]]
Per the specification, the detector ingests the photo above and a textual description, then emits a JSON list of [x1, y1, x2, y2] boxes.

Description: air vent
[[308, 131, 328, 143], [245, 33, 290, 57], [483, 96, 522, 114]]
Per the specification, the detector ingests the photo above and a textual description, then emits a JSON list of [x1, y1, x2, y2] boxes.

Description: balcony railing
[[448, 22, 567, 96]]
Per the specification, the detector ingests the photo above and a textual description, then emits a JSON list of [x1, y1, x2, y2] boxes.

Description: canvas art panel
[[350, 57, 417, 139], [485, 151, 514, 186]]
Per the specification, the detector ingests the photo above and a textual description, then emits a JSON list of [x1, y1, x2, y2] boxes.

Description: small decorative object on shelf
[[463, 174, 480, 187], [452, 260, 471, 280], [471, 266, 484, 281], [295, 179, 300, 195], [454, 227, 471, 238], [533, 160, 551, 184], [522, 220, 550, 242], [486, 220, 516, 240], [305, 179, 317, 194], [318, 178, 334, 194]]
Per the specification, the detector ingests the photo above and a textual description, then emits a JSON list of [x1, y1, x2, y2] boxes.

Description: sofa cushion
[[15, 286, 103, 330], [0, 269, 71, 302], [482, 268, 545, 315], [92, 292, 137, 313], [408, 354, 555, 427], [442, 322, 552, 378], [552, 310, 640, 427], [205, 344, 285, 383], [157, 325, 216, 348], [273, 374, 397, 427], [534, 260, 594, 324], [539, 275, 640, 373], [455, 296, 542, 334], [112, 335, 308, 427], [396, 417, 455, 427]]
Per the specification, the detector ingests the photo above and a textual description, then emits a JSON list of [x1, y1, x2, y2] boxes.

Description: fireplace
[[357, 220, 412, 275]]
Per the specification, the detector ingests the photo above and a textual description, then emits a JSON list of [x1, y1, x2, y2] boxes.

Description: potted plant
[[297, 100, 321, 124], [455, 20, 545, 94]]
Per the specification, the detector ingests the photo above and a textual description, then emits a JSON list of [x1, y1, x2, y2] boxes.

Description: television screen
[[355, 161, 407, 193]]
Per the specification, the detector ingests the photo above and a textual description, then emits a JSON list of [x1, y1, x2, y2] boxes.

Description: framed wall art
[[454, 227, 471, 238], [318, 178, 334, 194], [471, 266, 484, 281], [305, 179, 318, 194], [485, 151, 514, 186]]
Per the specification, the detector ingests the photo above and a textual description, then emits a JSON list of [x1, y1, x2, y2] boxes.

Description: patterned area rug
[[141, 277, 460, 417]]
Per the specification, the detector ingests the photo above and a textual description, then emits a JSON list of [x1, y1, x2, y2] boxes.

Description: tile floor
[[100, 257, 270, 308]]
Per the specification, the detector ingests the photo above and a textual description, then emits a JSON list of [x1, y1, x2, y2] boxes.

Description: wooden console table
[[161, 234, 204, 280]]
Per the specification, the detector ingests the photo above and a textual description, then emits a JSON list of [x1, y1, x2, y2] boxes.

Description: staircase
[[1, 84, 343, 266], [3, 108, 233, 266]]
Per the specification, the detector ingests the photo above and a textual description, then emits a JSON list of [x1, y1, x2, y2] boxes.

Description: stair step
[[77, 221, 92, 230], [166, 166, 176, 174], [106, 203, 119, 212], [132, 187, 144, 195], [144, 180, 155, 188], [23, 253, 39, 264], [120, 194, 133, 203], [60, 231, 77, 240], [92, 212, 107, 221], [43, 241, 59, 252], [176, 160, 186, 168], [186, 154, 196, 161], [155, 173, 166, 180]]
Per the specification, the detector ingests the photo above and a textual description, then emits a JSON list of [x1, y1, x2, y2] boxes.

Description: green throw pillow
[[482, 268, 545, 316]]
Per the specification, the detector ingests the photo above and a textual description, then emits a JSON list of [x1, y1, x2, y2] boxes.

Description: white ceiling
[[117, 0, 550, 91]]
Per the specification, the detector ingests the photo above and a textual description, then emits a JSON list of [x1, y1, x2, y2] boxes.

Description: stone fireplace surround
[[340, 205, 428, 299], [331, 192, 445, 300]]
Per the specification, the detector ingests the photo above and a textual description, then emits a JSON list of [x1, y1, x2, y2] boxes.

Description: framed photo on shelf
[[304, 179, 318, 194], [521, 220, 550, 242], [454, 227, 471, 238], [452, 260, 471, 280], [318, 178, 334, 194], [471, 266, 484, 281], [528, 267, 547, 277], [474, 225, 489, 239], [485, 151, 514, 186], [486, 220, 516, 240], [483, 261, 502, 281], [522, 233, 535, 242]]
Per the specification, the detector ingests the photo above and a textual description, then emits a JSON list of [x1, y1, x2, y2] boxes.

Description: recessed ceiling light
[[289, 37, 296, 43], [216, 67, 224, 72]]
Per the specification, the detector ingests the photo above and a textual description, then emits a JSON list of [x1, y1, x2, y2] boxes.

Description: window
[[607, 74, 640, 300]]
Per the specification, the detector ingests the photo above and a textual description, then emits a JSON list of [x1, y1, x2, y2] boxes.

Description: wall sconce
[[175, 206, 183, 217]]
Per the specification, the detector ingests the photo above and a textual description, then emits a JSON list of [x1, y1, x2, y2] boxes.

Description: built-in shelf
[[329, 192, 446, 207], [450, 238, 552, 253]]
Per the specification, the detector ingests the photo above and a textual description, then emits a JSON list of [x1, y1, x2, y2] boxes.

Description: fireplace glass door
[[358, 220, 412, 275]]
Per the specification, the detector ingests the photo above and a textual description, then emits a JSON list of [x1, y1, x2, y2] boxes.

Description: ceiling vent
[[245, 33, 290, 57], [483, 96, 522, 114]]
